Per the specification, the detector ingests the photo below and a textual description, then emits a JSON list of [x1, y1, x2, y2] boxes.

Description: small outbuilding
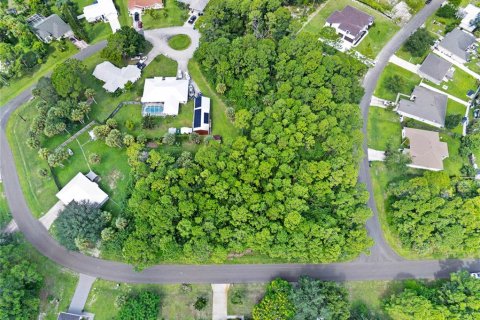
[[92, 61, 141, 93], [403, 127, 449, 171], [56, 173, 108, 206], [418, 53, 454, 85], [192, 95, 210, 135], [397, 86, 448, 128]]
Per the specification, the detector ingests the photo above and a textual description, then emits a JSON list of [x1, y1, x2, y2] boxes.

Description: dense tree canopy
[[51, 59, 87, 98], [253, 278, 295, 320], [385, 271, 480, 319], [0, 235, 42, 319], [101, 27, 148, 66], [404, 28, 435, 57], [387, 171, 480, 256], [122, 0, 371, 266]]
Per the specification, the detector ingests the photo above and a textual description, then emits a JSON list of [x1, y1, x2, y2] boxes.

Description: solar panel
[[195, 96, 202, 109], [194, 109, 202, 127], [203, 113, 209, 124]]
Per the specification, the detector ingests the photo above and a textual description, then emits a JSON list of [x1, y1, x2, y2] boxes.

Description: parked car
[[138, 21, 143, 29], [471, 272, 480, 279], [188, 15, 197, 24], [136, 62, 146, 70], [425, 0, 432, 4], [177, 70, 183, 79], [462, 116, 468, 124], [139, 56, 147, 63], [134, 12, 140, 22], [474, 109, 480, 119]]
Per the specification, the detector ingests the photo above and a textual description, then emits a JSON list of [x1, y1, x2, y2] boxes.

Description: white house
[[402, 128, 449, 171], [56, 173, 109, 206], [459, 4, 480, 33], [192, 95, 210, 135], [141, 77, 189, 116], [83, 0, 121, 33], [92, 61, 141, 92], [325, 6, 374, 46]]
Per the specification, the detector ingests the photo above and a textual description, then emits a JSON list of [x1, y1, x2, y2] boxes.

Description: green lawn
[[374, 63, 421, 101], [188, 60, 240, 142], [425, 67, 477, 102], [367, 107, 402, 150], [0, 42, 78, 106], [142, 0, 188, 30], [441, 132, 468, 177], [83, 21, 112, 44], [168, 34, 192, 50], [115, 0, 131, 27], [301, 0, 399, 58], [85, 280, 212, 319], [395, 45, 432, 65], [0, 183, 10, 229], [447, 99, 467, 135], [228, 283, 267, 317]]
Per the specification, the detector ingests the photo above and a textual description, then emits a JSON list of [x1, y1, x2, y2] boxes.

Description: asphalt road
[[3, 1, 479, 283]]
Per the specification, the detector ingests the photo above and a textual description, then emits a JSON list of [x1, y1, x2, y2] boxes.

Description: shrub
[[189, 132, 201, 144], [89, 153, 101, 164], [194, 296, 208, 311], [436, 4, 458, 19], [230, 289, 245, 305], [445, 114, 463, 129], [125, 120, 135, 130], [163, 133, 176, 146]]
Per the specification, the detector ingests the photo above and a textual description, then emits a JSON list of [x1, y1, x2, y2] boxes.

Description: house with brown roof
[[128, 0, 163, 14], [325, 6, 374, 46], [402, 127, 449, 171]]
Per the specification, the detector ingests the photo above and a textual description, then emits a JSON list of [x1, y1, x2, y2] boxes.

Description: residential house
[[459, 4, 480, 33], [437, 28, 476, 64], [397, 86, 448, 128], [193, 95, 210, 135], [402, 127, 449, 171], [128, 0, 163, 14], [418, 53, 454, 85], [56, 172, 109, 206], [28, 14, 73, 43], [57, 312, 86, 320], [83, 0, 121, 33], [178, 0, 210, 14], [92, 61, 141, 93], [141, 77, 189, 116], [325, 6, 374, 46]]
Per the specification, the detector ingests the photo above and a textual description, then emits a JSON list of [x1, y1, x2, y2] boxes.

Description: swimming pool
[[143, 105, 164, 115]]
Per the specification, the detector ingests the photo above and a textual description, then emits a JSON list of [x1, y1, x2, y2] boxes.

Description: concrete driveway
[[143, 27, 200, 72]]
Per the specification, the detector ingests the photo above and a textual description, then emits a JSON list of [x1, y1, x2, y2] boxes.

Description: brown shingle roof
[[326, 6, 373, 37], [404, 127, 449, 171]]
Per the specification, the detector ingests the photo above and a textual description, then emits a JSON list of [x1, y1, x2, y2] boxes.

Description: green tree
[[106, 129, 123, 148], [101, 27, 147, 66], [253, 278, 295, 320], [116, 291, 160, 320], [404, 28, 435, 57], [89, 153, 101, 164], [54, 201, 108, 251], [194, 296, 208, 311], [51, 59, 86, 98]]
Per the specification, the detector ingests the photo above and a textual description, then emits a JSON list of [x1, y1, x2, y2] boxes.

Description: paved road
[[3, 1, 479, 284]]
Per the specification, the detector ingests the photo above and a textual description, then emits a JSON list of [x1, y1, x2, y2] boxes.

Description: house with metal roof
[[141, 77, 189, 116], [418, 53, 454, 85], [56, 172, 108, 206], [83, 0, 121, 33], [325, 6, 374, 46], [397, 86, 448, 128], [92, 61, 141, 93], [437, 28, 476, 64], [402, 127, 449, 171], [193, 95, 210, 135], [29, 14, 73, 43], [459, 4, 480, 33]]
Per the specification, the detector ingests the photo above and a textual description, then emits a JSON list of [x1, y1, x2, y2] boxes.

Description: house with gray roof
[[29, 14, 73, 43], [325, 6, 374, 46], [402, 127, 449, 171], [418, 53, 454, 85], [437, 28, 476, 64], [397, 86, 448, 128]]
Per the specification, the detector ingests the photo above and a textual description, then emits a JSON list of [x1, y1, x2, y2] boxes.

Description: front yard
[[367, 107, 402, 150], [141, 0, 189, 30], [301, 0, 399, 59], [374, 63, 421, 101]]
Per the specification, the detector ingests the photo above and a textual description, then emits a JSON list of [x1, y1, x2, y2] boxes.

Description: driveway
[[68, 274, 96, 314], [143, 27, 200, 72]]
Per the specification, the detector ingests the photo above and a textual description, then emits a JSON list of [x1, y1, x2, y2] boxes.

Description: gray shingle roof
[[398, 86, 448, 127], [418, 53, 452, 84], [438, 28, 476, 61], [33, 14, 72, 41], [57, 312, 82, 320], [326, 6, 373, 38]]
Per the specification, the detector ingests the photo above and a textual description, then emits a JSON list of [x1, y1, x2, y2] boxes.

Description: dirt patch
[[106, 169, 123, 191], [227, 249, 253, 260], [147, 141, 159, 148]]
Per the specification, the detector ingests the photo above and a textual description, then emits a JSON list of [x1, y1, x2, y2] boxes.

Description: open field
[[85, 280, 212, 319], [301, 0, 399, 58], [367, 107, 402, 150], [374, 63, 421, 101]]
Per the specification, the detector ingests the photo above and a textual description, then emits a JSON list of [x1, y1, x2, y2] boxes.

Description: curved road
[[3, 0, 479, 283]]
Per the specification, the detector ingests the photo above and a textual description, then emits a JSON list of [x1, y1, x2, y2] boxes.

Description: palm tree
[[84, 88, 96, 104], [78, 101, 91, 120]]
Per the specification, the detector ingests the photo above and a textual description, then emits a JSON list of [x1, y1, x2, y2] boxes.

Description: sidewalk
[[389, 54, 419, 74]]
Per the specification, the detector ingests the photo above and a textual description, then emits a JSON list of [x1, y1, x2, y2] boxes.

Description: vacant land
[[85, 280, 212, 319], [374, 63, 421, 101], [367, 107, 402, 150], [301, 0, 399, 58]]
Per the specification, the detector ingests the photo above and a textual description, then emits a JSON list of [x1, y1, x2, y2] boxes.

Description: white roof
[[193, 95, 210, 132], [141, 77, 189, 116], [93, 61, 141, 92], [83, 0, 120, 32], [181, 127, 193, 134], [56, 173, 109, 206], [168, 128, 177, 134], [460, 4, 480, 33]]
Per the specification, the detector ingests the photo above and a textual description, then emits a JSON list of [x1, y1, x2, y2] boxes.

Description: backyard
[[447, 99, 467, 135], [374, 63, 421, 101], [301, 0, 399, 58], [424, 67, 477, 102], [367, 107, 402, 150]]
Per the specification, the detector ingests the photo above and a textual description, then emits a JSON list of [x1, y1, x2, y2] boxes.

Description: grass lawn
[[0, 183, 10, 229], [447, 99, 467, 135], [301, 0, 399, 58], [396, 46, 431, 65], [115, 0, 131, 27], [228, 283, 266, 317], [425, 67, 477, 102], [142, 0, 188, 30], [441, 132, 468, 177], [168, 34, 192, 50], [188, 60, 240, 142], [367, 107, 402, 150], [85, 280, 212, 319], [83, 21, 112, 44], [0, 42, 78, 106], [374, 63, 421, 101]]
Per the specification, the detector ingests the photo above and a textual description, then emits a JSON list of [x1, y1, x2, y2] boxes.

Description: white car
[[470, 272, 480, 279]]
